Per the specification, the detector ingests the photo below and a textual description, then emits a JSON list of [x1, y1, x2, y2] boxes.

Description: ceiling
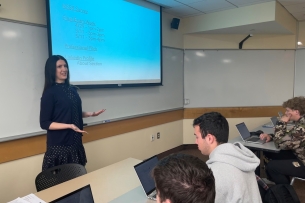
[[145, 0, 305, 21]]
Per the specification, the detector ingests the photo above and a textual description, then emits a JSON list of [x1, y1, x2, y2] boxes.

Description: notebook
[[50, 185, 94, 203], [236, 122, 265, 144], [134, 156, 159, 201]]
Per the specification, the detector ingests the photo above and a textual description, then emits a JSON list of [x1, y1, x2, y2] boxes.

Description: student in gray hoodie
[[193, 112, 262, 203]]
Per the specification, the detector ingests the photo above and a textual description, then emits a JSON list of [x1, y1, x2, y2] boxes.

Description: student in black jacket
[[40, 55, 105, 171]]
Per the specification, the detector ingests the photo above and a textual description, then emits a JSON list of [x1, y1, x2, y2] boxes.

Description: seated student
[[152, 153, 215, 203], [259, 96, 305, 184], [193, 112, 262, 203]]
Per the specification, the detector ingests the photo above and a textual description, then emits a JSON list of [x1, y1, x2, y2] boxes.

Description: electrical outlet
[[157, 132, 160, 139], [151, 134, 155, 142]]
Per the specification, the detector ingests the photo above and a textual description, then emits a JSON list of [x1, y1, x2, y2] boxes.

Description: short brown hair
[[152, 154, 215, 203], [283, 96, 305, 115]]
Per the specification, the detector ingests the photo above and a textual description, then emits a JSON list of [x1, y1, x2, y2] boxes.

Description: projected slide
[[47, 0, 161, 87]]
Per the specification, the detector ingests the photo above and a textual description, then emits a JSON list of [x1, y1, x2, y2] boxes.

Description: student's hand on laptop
[[260, 133, 271, 142]]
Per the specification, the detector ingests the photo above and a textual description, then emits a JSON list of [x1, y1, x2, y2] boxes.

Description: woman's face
[[55, 59, 68, 83]]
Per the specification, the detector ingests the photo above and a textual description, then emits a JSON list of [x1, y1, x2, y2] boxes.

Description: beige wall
[[162, 12, 184, 49], [181, 1, 276, 34], [184, 33, 296, 49], [275, 1, 297, 35], [0, 0, 46, 25], [298, 21, 305, 49], [0, 121, 183, 203], [182, 1, 296, 49], [183, 117, 270, 144]]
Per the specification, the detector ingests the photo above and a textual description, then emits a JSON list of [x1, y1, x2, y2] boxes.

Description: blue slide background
[[48, 0, 161, 85]]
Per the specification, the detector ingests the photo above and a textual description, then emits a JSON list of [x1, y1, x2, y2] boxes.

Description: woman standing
[[40, 55, 105, 171]]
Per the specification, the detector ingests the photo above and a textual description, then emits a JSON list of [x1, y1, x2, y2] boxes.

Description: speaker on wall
[[171, 18, 180, 30]]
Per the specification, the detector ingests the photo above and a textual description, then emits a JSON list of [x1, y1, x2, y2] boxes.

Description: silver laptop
[[134, 156, 158, 201], [236, 122, 265, 144]]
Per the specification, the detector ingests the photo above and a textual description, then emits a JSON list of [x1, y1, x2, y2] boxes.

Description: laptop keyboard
[[247, 137, 260, 142]]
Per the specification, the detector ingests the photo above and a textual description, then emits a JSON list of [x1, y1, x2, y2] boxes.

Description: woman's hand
[[70, 124, 88, 134], [91, 109, 106, 117]]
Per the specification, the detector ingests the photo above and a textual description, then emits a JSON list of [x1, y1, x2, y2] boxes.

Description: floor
[[173, 147, 305, 203]]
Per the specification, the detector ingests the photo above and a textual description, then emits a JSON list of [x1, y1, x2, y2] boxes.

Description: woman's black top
[[40, 83, 86, 171]]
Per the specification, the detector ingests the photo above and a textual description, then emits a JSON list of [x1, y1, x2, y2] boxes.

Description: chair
[[290, 177, 305, 186], [35, 163, 87, 192]]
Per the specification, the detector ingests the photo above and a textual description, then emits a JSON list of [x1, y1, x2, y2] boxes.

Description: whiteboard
[[0, 19, 184, 141], [184, 50, 295, 107], [78, 47, 184, 126], [294, 49, 305, 97]]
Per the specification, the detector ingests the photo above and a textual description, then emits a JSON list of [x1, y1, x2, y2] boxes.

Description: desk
[[35, 158, 154, 203], [228, 137, 280, 153], [229, 123, 281, 175], [229, 123, 280, 153]]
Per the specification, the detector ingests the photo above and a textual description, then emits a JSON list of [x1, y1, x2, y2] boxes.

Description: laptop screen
[[50, 185, 94, 203], [236, 122, 251, 140], [270, 117, 278, 126], [134, 156, 158, 196]]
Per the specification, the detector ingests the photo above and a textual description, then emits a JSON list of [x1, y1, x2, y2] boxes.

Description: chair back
[[35, 163, 87, 192]]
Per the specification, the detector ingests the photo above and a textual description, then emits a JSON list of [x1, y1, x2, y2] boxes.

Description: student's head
[[43, 55, 70, 93], [193, 112, 229, 155], [152, 154, 215, 203], [283, 96, 305, 121]]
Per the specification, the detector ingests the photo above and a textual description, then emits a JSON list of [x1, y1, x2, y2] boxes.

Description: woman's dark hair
[[43, 55, 70, 94]]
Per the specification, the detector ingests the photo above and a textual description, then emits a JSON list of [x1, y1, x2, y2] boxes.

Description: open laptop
[[50, 184, 94, 203], [134, 156, 159, 201], [236, 122, 265, 144], [270, 116, 278, 126]]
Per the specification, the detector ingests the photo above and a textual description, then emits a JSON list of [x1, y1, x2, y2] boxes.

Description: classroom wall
[[182, 1, 297, 49], [162, 12, 184, 49], [0, 0, 46, 25], [183, 33, 296, 49], [275, 1, 297, 35], [181, 1, 276, 34], [298, 21, 305, 49], [0, 121, 183, 202]]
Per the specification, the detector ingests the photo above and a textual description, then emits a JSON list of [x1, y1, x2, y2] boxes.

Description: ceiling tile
[[188, 0, 236, 13], [163, 5, 203, 17], [146, 0, 183, 8], [227, 0, 274, 7]]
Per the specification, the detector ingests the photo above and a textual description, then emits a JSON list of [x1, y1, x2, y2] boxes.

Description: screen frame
[[46, 0, 163, 89], [49, 184, 94, 203]]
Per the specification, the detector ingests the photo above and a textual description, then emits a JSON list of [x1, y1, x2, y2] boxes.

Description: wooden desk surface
[[35, 158, 154, 203]]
